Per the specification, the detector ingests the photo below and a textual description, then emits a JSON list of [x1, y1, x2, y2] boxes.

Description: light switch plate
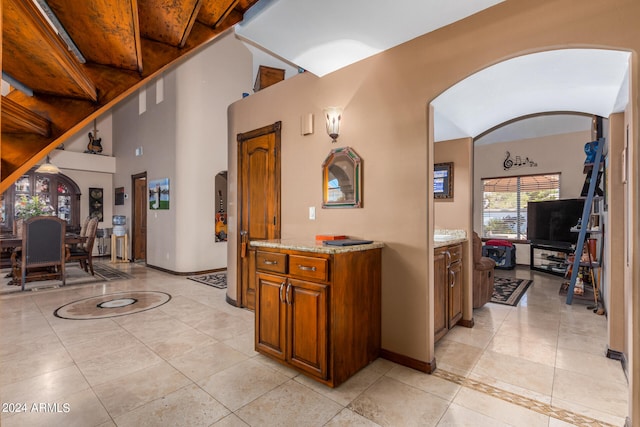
[[309, 206, 316, 220]]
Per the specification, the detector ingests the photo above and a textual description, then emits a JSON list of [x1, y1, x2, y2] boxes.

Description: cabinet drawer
[[288, 255, 328, 281], [448, 244, 462, 264], [256, 251, 287, 274]]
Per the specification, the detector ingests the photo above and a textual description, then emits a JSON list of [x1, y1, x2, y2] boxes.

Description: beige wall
[[113, 31, 252, 271], [435, 138, 473, 232], [624, 55, 639, 424], [606, 113, 626, 354], [227, 0, 639, 417]]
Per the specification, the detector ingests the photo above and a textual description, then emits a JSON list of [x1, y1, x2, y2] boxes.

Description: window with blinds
[[481, 173, 560, 240]]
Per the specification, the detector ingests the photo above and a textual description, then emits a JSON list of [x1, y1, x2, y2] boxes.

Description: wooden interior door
[[237, 122, 281, 310], [132, 173, 147, 261]]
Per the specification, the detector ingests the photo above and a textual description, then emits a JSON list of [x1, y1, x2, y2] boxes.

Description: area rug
[[187, 272, 227, 289], [1, 262, 133, 294], [92, 263, 134, 280], [491, 277, 533, 306]]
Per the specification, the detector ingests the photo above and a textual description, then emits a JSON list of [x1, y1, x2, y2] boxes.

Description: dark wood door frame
[[131, 172, 147, 263], [237, 121, 282, 309]]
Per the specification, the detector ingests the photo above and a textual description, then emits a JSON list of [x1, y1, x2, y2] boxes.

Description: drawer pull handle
[[263, 260, 278, 265], [297, 265, 316, 272]]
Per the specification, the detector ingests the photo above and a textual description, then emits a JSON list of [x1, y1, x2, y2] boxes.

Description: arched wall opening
[[428, 47, 631, 378]]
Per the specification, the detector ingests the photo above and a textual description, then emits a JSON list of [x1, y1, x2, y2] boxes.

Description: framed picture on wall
[[149, 178, 170, 210], [434, 162, 454, 199], [115, 187, 125, 205], [89, 187, 104, 221]]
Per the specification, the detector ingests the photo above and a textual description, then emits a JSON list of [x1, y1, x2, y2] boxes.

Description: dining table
[[0, 233, 87, 268]]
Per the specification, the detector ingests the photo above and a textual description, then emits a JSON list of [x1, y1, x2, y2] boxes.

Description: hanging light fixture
[[323, 107, 343, 143], [35, 155, 61, 174]]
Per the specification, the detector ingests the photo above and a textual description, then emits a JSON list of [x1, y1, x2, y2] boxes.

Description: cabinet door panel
[[256, 273, 287, 360], [287, 279, 328, 379], [434, 249, 448, 342], [448, 260, 463, 327]]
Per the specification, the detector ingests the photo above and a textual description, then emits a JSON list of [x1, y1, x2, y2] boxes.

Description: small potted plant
[[14, 195, 55, 234]]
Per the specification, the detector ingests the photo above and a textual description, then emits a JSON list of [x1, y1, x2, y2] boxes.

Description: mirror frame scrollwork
[[322, 146, 362, 208]]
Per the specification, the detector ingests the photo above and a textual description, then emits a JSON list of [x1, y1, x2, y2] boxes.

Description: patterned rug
[[187, 272, 227, 289], [491, 277, 533, 306], [92, 263, 134, 280], [1, 262, 134, 294]]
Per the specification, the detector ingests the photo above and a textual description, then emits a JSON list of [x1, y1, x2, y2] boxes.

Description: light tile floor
[[0, 262, 628, 426]]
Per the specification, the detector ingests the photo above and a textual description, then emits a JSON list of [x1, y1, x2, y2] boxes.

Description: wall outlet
[[309, 206, 316, 220]]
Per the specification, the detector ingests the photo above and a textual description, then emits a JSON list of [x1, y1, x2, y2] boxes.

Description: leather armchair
[[473, 231, 496, 308]]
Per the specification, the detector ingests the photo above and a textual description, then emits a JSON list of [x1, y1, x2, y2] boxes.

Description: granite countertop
[[433, 229, 468, 248], [250, 239, 384, 254]]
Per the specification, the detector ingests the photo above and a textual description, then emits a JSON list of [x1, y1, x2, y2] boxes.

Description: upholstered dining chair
[[11, 216, 67, 291], [68, 217, 98, 275], [79, 216, 91, 238]]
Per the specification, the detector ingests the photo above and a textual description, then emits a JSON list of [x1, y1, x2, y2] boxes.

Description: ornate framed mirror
[[322, 146, 362, 208]]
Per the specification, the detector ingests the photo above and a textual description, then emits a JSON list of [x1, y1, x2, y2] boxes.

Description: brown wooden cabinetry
[[253, 243, 382, 387], [434, 243, 463, 342]]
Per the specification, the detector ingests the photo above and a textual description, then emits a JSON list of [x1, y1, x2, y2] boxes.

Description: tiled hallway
[[0, 262, 628, 426]]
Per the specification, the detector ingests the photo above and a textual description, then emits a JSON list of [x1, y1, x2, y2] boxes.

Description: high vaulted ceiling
[[236, 2, 631, 143], [1, 0, 259, 192], [236, 0, 505, 78], [2, 0, 633, 192]]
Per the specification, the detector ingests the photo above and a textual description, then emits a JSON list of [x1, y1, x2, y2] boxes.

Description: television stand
[[530, 242, 573, 276]]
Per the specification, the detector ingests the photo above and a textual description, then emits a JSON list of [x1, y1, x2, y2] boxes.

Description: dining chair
[[11, 216, 67, 291], [68, 217, 99, 275]]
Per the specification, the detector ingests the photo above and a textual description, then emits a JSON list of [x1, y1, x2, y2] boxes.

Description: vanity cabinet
[[253, 242, 382, 388], [434, 243, 463, 342]]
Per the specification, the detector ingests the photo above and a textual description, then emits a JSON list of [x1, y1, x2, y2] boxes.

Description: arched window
[[0, 169, 81, 234]]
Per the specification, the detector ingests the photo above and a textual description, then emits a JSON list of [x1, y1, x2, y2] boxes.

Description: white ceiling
[[433, 49, 630, 142], [237, 1, 631, 142], [237, 0, 504, 77]]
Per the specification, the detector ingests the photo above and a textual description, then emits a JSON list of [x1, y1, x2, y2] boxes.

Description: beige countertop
[[434, 229, 468, 248], [434, 237, 468, 248], [250, 239, 384, 254]]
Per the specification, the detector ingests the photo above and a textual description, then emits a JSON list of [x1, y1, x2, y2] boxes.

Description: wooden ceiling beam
[[198, 0, 238, 28], [2, 0, 97, 101], [138, 0, 203, 47], [47, 0, 144, 73], [1, 97, 52, 137], [1, 0, 262, 192]]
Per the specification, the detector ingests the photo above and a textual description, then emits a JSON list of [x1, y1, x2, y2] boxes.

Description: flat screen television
[[527, 198, 585, 247]]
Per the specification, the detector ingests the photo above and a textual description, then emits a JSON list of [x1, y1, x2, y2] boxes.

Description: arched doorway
[[429, 47, 631, 422]]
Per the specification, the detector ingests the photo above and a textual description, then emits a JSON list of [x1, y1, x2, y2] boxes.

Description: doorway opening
[[131, 172, 147, 262]]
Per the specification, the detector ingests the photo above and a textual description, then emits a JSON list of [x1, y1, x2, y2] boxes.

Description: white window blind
[[482, 173, 560, 240]]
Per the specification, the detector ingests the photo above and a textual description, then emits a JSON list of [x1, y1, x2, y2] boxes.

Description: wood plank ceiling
[[1, 0, 258, 192]]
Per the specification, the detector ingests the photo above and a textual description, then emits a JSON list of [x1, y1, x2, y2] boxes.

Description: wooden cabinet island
[[250, 239, 383, 387]]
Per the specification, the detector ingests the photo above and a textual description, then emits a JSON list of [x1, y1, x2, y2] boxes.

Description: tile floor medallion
[[53, 291, 171, 319]]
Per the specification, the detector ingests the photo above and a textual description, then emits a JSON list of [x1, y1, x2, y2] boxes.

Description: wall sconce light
[[324, 107, 343, 143], [35, 155, 61, 174]]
